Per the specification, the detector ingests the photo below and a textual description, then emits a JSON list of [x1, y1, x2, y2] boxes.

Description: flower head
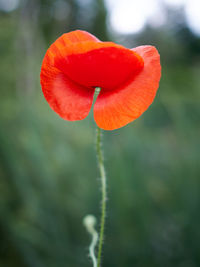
[[40, 30, 161, 130]]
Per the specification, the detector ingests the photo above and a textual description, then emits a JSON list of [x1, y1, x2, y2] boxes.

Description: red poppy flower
[[40, 30, 161, 130]]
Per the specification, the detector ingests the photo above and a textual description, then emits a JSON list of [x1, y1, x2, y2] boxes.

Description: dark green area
[[0, 0, 200, 266]]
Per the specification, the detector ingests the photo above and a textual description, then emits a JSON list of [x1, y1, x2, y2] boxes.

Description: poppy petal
[[43, 30, 99, 67], [42, 29, 143, 91], [40, 56, 94, 121], [40, 30, 98, 121], [51, 30, 99, 50], [54, 42, 144, 90], [93, 45, 161, 130]]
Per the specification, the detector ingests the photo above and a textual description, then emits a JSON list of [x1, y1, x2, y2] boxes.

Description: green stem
[[96, 127, 107, 267]]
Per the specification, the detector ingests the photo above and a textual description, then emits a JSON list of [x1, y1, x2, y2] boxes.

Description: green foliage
[[0, 1, 200, 266]]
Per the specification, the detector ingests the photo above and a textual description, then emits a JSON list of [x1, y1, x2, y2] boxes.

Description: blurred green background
[[0, 0, 200, 266]]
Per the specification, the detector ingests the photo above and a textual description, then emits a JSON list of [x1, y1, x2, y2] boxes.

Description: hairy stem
[[96, 127, 107, 267]]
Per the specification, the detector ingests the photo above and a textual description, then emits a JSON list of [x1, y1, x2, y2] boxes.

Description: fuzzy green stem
[[96, 127, 107, 267]]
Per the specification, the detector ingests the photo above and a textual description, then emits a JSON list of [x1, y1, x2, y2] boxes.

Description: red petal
[[40, 30, 97, 120], [93, 46, 161, 130], [47, 30, 143, 90], [55, 43, 144, 90], [40, 57, 94, 121], [51, 30, 99, 50], [43, 30, 99, 67]]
